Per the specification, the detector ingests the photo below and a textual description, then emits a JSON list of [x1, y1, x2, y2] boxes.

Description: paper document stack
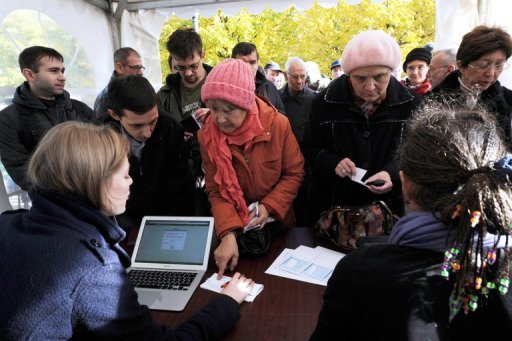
[[265, 245, 345, 286]]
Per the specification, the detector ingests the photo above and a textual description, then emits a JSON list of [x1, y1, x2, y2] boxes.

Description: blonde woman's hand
[[220, 272, 254, 304]]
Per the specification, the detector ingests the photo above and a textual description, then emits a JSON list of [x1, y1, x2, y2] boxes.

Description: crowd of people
[[1, 23, 512, 339]]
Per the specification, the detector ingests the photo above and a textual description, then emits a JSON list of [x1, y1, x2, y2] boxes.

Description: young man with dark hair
[[231, 42, 286, 114], [93, 47, 144, 118], [157, 28, 211, 128], [157, 27, 212, 215], [103, 76, 194, 229], [0, 45, 95, 190]]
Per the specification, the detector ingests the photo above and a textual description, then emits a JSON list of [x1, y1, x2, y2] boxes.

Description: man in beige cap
[[300, 30, 422, 225]]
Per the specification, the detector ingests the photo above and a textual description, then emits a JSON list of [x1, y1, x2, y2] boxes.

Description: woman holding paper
[[300, 30, 422, 224], [0, 121, 254, 340], [198, 58, 304, 278], [311, 106, 512, 339]]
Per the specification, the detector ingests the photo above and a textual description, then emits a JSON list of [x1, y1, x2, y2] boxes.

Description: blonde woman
[[0, 121, 253, 340]]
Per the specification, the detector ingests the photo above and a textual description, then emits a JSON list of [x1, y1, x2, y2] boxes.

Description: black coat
[[433, 70, 512, 148], [300, 75, 421, 222], [280, 84, 316, 141], [0, 82, 95, 190], [101, 111, 194, 225], [311, 244, 512, 340], [255, 69, 286, 114]]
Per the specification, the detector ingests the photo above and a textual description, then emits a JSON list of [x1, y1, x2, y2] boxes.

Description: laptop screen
[[134, 219, 210, 265]]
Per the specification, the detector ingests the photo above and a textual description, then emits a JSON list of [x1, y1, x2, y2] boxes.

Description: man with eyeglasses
[[93, 47, 144, 118], [400, 47, 432, 95], [432, 25, 512, 147], [279, 56, 315, 227], [231, 42, 286, 114], [156, 28, 212, 216], [426, 48, 457, 89], [279, 57, 315, 142]]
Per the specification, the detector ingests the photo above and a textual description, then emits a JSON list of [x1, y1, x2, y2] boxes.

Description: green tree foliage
[[0, 10, 94, 93], [159, 0, 435, 81]]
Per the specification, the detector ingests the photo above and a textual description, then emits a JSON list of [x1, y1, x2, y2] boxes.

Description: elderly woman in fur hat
[[301, 30, 422, 226]]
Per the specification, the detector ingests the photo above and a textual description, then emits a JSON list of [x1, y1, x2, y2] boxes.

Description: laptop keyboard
[[127, 270, 197, 290]]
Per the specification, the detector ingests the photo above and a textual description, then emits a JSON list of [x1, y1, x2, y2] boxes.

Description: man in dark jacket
[[0, 46, 95, 190], [156, 27, 212, 215], [231, 42, 286, 114], [93, 47, 144, 118], [279, 56, 316, 142], [301, 30, 421, 225], [103, 76, 194, 229]]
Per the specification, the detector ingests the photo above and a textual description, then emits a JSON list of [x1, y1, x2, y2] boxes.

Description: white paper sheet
[[200, 274, 264, 302], [265, 246, 345, 286]]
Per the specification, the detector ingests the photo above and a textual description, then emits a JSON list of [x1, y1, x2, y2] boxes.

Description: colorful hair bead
[[470, 211, 481, 227], [487, 282, 496, 289], [441, 268, 449, 279], [452, 262, 461, 271], [468, 295, 478, 312], [487, 249, 497, 265], [452, 204, 463, 219], [475, 277, 482, 290], [499, 277, 510, 295]]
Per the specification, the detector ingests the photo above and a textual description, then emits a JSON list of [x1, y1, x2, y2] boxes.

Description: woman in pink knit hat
[[301, 30, 422, 225], [198, 58, 304, 278]]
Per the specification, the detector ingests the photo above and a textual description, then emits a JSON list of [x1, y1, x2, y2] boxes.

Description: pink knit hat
[[201, 58, 255, 111], [341, 30, 401, 74]]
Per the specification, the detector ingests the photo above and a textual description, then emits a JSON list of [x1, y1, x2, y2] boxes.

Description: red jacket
[[198, 96, 305, 237]]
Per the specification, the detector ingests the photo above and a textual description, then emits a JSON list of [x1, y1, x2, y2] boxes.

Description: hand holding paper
[[201, 273, 264, 302]]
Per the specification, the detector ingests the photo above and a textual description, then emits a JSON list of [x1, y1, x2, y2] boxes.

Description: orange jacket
[[198, 97, 305, 238]]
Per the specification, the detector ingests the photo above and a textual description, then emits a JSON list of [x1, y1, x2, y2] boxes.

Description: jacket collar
[[323, 74, 416, 107], [252, 96, 277, 143], [13, 81, 72, 111], [255, 69, 268, 86], [280, 84, 315, 100], [436, 70, 504, 98], [28, 187, 126, 244]]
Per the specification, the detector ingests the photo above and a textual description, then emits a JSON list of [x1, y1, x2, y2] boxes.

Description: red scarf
[[202, 102, 264, 225], [400, 78, 432, 95]]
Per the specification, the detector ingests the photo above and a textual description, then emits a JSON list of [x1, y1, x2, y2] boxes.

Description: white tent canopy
[[2, 0, 512, 103]]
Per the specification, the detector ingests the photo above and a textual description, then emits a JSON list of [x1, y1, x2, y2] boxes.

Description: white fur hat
[[341, 30, 401, 74]]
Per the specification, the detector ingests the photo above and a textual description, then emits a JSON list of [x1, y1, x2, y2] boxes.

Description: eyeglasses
[[428, 64, 450, 72], [289, 74, 306, 81], [173, 62, 201, 72], [468, 61, 510, 72], [122, 64, 145, 71]]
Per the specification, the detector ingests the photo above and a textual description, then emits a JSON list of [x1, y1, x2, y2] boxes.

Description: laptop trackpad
[[137, 290, 161, 307]]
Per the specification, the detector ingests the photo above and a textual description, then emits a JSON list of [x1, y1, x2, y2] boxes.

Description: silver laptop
[[127, 216, 214, 311]]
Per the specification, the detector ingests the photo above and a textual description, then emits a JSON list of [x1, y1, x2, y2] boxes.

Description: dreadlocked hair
[[399, 101, 512, 320]]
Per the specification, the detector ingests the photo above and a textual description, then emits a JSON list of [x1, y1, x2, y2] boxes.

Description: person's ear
[[456, 60, 465, 71], [108, 109, 121, 121], [399, 170, 416, 203], [447, 64, 456, 73], [114, 61, 124, 74], [21, 68, 36, 82]]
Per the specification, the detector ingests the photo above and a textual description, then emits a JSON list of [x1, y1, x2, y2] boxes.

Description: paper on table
[[265, 248, 325, 285], [265, 246, 345, 286], [200, 274, 264, 302]]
